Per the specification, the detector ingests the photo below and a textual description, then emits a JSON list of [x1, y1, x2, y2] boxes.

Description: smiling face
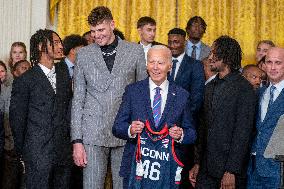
[[90, 20, 115, 46], [168, 34, 186, 57], [147, 48, 172, 86]]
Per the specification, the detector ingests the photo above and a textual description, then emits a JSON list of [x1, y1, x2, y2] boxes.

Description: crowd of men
[[0, 5, 283, 189]]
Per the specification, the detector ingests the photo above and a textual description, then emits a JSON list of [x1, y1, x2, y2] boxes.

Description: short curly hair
[[213, 35, 243, 71], [88, 6, 113, 26]]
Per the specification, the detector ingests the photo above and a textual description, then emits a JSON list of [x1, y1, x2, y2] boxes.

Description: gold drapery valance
[[51, 0, 284, 66]]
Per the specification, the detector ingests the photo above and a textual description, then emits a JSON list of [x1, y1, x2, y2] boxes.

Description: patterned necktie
[[191, 45, 197, 59], [47, 69, 56, 93], [153, 87, 161, 127], [169, 59, 178, 81], [268, 85, 276, 109]]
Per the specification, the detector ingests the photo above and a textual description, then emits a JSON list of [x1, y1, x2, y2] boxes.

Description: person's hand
[[169, 125, 183, 140], [189, 164, 200, 187], [130, 120, 145, 136], [73, 143, 87, 167], [220, 172, 235, 189]]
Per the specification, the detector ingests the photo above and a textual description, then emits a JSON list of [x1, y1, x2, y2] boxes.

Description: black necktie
[[191, 45, 197, 59], [169, 59, 178, 81]]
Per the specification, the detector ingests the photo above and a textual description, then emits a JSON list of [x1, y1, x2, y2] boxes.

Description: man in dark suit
[[189, 36, 257, 189], [57, 34, 87, 189], [167, 27, 205, 120], [167, 28, 205, 188], [185, 16, 210, 61], [58, 34, 86, 79], [9, 29, 72, 189], [137, 16, 163, 61], [247, 47, 284, 188], [113, 45, 196, 188]]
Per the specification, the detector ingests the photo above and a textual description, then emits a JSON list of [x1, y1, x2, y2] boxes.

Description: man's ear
[[137, 28, 142, 36], [110, 20, 115, 31]]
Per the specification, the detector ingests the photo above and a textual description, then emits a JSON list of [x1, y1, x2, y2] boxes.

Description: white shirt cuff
[[128, 125, 137, 138]]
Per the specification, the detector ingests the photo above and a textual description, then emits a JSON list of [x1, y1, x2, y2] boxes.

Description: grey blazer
[[200, 41, 211, 61], [71, 39, 147, 147]]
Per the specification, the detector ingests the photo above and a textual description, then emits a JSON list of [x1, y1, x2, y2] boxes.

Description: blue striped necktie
[[153, 87, 161, 127], [268, 85, 276, 109]]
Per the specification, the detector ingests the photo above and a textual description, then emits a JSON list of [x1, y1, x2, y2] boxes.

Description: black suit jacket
[[10, 63, 72, 165], [196, 72, 257, 178]]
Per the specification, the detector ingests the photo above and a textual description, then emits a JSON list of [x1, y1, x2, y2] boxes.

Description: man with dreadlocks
[[189, 36, 257, 189], [9, 29, 73, 189]]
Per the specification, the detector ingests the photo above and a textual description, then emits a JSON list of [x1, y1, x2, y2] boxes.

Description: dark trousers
[[70, 164, 83, 189], [196, 158, 247, 189], [123, 177, 129, 189], [25, 161, 71, 189], [180, 144, 195, 189], [1, 149, 24, 189]]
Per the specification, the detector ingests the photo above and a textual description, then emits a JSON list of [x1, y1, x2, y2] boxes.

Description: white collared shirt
[[38, 63, 56, 92], [261, 80, 284, 121], [149, 78, 169, 115], [140, 42, 152, 63], [205, 74, 217, 85], [186, 40, 202, 60], [64, 57, 74, 78], [172, 52, 185, 80]]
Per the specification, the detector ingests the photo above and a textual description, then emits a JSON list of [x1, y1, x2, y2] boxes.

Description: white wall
[[0, 0, 55, 63]]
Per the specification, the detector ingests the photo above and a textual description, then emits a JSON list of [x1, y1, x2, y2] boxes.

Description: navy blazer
[[112, 78, 196, 178], [251, 86, 284, 178], [169, 54, 205, 117]]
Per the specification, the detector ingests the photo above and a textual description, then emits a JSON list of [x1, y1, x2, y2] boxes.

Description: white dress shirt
[[149, 78, 169, 114], [38, 63, 56, 93], [171, 52, 185, 80], [64, 57, 75, 78], [140, 42, 152, 63], [186, 40, 202, 60], [261, 80, 284, 122], [205, 74, 217, 85]]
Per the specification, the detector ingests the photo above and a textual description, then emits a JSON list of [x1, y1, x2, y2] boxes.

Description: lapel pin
[[172, 93, 176, 96]]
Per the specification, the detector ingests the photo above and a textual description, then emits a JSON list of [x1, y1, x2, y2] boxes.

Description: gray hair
[[147, 45, 172, 63]]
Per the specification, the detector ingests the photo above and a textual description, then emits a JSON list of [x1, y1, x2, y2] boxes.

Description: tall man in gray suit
[[71, 6, 147, 189], [185, 16, 210, 61]]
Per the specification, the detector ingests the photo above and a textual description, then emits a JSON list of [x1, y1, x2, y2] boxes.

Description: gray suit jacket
[[200, 41, 211, 61], [71, 39, 147, 147]]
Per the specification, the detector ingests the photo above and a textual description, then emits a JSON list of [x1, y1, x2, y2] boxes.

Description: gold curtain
[[55, 0, 284, 66]]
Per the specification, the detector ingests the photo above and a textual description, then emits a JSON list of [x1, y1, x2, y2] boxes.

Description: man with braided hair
[[10, 29, 72, 189], [189, 36, 257, 189]]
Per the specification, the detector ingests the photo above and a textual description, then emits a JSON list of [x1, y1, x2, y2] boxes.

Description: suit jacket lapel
[[138, 78, 155, 126], [256, 87, 266, 127], [175, 55, 188, 83], [92, 43, 111, 74], [33, 65, 55, 97], [158, 82, 176, 128], [111, 40, 128, 76], [263, 89, 284, 124]]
